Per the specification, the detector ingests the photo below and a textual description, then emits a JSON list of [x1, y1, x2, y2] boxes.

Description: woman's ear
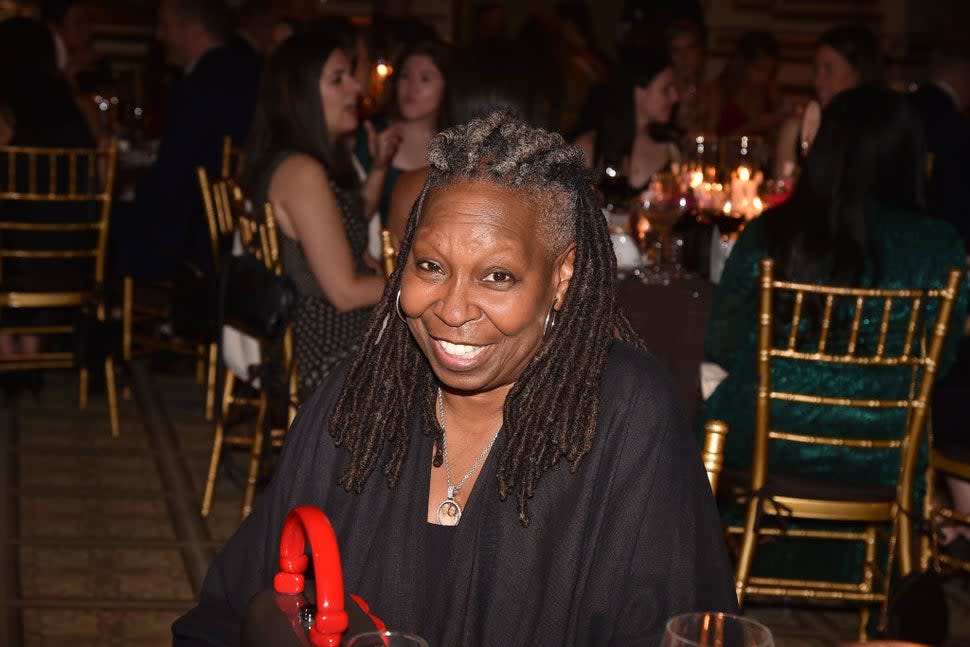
[[553, 244, 576, 307]]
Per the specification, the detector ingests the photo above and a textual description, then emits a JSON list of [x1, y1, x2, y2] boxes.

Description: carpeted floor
[[2, 367, 969, 646]]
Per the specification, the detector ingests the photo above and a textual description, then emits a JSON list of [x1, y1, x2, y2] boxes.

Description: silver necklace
[[434, 389, 501, 526]]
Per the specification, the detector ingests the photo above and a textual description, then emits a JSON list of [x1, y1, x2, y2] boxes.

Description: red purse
[[241, 506, 387, 647]]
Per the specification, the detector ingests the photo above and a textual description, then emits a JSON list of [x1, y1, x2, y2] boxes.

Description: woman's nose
[[435, 280, 479, 328]]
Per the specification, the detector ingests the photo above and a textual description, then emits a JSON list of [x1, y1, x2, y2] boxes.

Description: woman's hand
[[365, 121, 402, 171]]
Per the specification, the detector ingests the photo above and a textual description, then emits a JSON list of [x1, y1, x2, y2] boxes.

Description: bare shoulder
[[273, 153, 332, 191]]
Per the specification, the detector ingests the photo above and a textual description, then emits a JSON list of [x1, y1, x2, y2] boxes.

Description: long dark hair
[[240, 29, 358, 199], [817, 25, 884, 87], [328, 112, 643, 526], [764, 86, 926, 293], [382, 39, 451, 129], [594, 45, 675, 166]]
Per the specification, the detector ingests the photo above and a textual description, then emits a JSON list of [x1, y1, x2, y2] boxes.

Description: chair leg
[[921, 464, 936, 572], [122, 277, 133, 363], [857, 524, 878, 641], [79, 367, 89, 409], [195, 344, 205, 384], [201, 371, 235, 517], [241, 393, 267, 521], [105, 355, 120, 438], [204, 342, 218, 422], [733, 499, 762, 608]]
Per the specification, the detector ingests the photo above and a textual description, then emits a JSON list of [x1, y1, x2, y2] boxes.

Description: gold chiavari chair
[[922, 443, 970, 574], [0, 142, 121, 437], [921, 257, 970, 575], [380, 228, 397, 279], [723, 258, 962, 641], [702, 419, 729, 495], [200, 200, 298, 520], [122, 136, 245, 399]]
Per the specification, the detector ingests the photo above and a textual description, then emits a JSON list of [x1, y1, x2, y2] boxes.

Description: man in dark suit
[[910, 43, 970, 250], [115, 0, 260, 279]]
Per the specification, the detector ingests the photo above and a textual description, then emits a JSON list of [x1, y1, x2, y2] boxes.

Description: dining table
[[616, 274, 715, 429]]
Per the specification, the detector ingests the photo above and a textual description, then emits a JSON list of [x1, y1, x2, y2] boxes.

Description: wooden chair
[[200, 201, 298, 520], [0, 142, 121, 436], [122, 136, 244, 400], [921, 441, 970, 575], [723, 258, 962, 641]]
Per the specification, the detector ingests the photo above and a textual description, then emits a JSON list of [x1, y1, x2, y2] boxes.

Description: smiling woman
[[173, 112, 737, 647]]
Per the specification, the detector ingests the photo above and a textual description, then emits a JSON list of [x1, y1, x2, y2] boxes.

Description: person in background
[[386, 38, 558, 242], [703, 86, 967, 581], [356, 39, 449, 225], [0, 17, 98, 396], [113, 0, 259, 280], [269, 16, 300, 52], [910, 41, 970, 249], [42, 0, 109, 93], [172, 111, 736, 647], [912, 40, 970, 556], [706, 30, 784, 139], [555, 1, 610, 135], [665, 18, 708, 135], [228, 0, 277, 59], [467, 1, 507, 42], [574, 46, 680, 195], [774, 25, 884, 178], [238, 28, 384, 397]]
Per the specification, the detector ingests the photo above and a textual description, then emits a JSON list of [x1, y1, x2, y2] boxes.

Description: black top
[[424, 522, 457, 614], [172, 340, 737, 646]]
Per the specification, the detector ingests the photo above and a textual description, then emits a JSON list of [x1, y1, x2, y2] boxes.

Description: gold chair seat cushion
[[1, 273, 95, 294], [722, 468, 896, 506]]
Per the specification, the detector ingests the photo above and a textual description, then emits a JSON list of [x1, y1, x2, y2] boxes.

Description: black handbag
[[217, 250, 297, 340]]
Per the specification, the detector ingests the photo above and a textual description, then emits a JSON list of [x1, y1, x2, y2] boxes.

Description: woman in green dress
[[702, 87, 968, 581]]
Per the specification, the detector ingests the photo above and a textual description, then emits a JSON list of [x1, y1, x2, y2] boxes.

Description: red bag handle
[[273, 506, 349, 647]]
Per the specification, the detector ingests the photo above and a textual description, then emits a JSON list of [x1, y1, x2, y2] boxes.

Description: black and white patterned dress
[[278, 183, 375, 399]]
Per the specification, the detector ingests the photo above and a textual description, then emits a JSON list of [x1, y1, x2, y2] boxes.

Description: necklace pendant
[[435, 496, 462, 526]]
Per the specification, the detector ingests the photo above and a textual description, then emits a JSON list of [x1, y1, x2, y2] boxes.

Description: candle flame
[[376, 63, 391, 77], [723, 201, 733, 214], [737, 166, 751, 182], [690, 170, 704, 189]]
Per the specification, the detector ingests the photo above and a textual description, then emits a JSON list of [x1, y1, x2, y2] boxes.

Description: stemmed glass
[[346, 630, 429, 647], [662, 612, 774, 647], [633, 171, 688, 284]]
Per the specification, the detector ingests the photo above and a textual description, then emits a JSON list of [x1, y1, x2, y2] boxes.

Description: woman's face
[[399, 180, 574, 396], [396, 53, 445, 122], [318, 49, 361, 141], [634, 66, 679, 125], [814, 44, 858, 106]]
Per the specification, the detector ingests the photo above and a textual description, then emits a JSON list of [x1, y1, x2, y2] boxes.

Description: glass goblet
[[345, 630, 430, 647], [662, 612, 774, 647]]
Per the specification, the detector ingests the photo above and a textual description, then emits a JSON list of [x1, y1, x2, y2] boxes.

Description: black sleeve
[[171, 374, 344, 647], [604, 352, 738, 644]]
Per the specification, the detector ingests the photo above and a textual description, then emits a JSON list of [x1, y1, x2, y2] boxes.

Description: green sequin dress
[[702, 207, 968, 581]]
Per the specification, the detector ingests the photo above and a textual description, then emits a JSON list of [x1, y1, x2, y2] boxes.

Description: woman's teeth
[[438, 340, 485, 359]]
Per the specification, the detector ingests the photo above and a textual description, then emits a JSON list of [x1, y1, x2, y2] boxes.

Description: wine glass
[[345, 630, 430, 647], [636, 171, 689, 283], [662, 612, 774, 647]]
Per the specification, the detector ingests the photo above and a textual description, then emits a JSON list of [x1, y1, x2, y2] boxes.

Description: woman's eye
[[484, 271, 515, 284], [416, 260, 441, 273]]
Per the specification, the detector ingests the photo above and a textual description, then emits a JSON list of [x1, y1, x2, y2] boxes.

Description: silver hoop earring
[[543, 298, 560, 339], [395, 290, 407, 323]]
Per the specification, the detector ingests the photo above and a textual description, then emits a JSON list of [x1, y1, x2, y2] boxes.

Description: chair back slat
[[815, 293, 832, 353], [0, 143, 117, 285]]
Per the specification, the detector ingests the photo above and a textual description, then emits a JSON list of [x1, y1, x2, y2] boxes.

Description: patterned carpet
[[2, 367, 968, 646]]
